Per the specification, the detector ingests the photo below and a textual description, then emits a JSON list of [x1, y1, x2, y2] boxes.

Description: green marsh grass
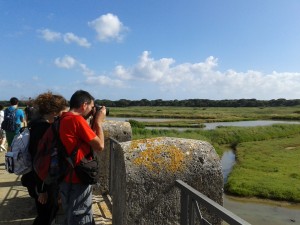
[[110, 106, 300, 121], [117, 106, 300, 202], [225, 135, 300, 202], [132, 122, 300, 202]]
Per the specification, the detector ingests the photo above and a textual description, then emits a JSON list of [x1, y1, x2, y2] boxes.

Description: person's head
[[34, 91, 68, 118], [26, 97, 33, 107], [0, 105, 3, 111], [10, 97, 19, 106], [69, 90, 95, 117]]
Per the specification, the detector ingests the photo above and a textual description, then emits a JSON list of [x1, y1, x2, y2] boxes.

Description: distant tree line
[[95, 98, 300, 107], [1, 98, 300, 108]]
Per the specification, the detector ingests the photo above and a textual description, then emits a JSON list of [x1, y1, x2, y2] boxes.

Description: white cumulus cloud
[[88, 13, 128, 42], [38, 29, 61, 41], [54, 55, 124, 87], [51, 52, 300, 100], [112, 51, 300, 99], [85, 76, 124, 87], [63, 32, 91, 48], [54, 55, 77, 69], [54, 55, 94, 77], [38, 29, 91, 48]]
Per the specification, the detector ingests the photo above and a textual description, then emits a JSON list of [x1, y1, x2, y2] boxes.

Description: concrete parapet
[[111, 137, 223, 225], [95, 120, 132, 194]]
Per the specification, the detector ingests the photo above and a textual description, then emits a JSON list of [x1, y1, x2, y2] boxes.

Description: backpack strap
[[58, 114, 95, 164], [51, 116, 81, 168], [4, 107, 13, 116]]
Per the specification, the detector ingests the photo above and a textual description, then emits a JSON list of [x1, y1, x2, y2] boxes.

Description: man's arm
[[89, 107, 106, 152], [89, 124, 104, 152]]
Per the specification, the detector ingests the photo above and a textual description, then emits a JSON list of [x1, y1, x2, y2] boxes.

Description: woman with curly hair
[[21, 91, 68, 225]]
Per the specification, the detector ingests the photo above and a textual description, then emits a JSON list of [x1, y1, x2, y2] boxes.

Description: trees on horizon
[[1, 98, 299, 108]]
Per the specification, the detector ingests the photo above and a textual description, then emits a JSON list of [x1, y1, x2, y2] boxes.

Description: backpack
[[1, 108, 17, 132], [33, 117, 73, 185], [5, 127, 32, 175]]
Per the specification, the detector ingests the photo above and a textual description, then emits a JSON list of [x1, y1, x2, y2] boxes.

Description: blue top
[[8, 106, 25, 133]]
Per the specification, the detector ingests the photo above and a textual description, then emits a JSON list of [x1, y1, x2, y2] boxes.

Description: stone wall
[[111, 137, 223, 225], [94, 120, 132, 194]]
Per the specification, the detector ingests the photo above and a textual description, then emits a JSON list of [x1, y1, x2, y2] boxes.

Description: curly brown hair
[[34, 91, 68, 116]]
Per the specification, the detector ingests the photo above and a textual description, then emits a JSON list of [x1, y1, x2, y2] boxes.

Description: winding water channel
[[108, 117, 300, 224]]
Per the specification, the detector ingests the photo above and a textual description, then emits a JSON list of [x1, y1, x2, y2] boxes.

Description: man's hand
[[38, 192, 48, 204]]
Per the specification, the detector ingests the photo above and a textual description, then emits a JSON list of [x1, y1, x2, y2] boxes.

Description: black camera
[[94, 104, 109, 116]]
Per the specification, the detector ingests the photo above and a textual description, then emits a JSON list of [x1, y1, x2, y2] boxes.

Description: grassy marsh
[[111, 106, 300, 202], [225, 136, 300, 202], [110, 106, 300, 122]]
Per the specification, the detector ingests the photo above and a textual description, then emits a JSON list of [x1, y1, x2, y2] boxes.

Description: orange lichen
[[132, 138, 186, 173], [103, 130, 110, 138]]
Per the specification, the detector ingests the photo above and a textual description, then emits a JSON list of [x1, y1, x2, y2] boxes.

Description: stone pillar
[[111, 137, 223, 225], [94, 120, 132, 194]]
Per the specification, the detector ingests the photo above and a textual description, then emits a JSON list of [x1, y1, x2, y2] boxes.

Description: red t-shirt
[[60, 112, 96, 183]]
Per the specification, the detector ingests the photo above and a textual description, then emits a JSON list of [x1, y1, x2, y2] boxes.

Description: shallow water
[[223, 195, 300, 225], [221, 150, 236, 183], [108, 117, 300, 131], [203, 120, 300, 130]]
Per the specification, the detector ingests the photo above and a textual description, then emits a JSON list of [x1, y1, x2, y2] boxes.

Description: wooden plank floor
[[54, 194, 112, 225], [0, 151, 112, 225]]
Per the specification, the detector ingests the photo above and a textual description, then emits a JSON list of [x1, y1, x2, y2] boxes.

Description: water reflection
[[204, 120, 300, 130], [107, 117, 300, 131], [223, 195, 300, 225], [221, 150, 236, 183]]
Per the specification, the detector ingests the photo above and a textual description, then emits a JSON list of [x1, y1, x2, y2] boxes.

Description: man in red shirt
[[59, 90, 106, 225]]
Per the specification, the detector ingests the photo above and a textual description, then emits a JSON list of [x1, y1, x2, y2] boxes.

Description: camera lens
[[95, 104, 109, 116]]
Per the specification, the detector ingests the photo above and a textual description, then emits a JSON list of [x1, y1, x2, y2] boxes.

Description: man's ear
[[81, 102, 88, 111]]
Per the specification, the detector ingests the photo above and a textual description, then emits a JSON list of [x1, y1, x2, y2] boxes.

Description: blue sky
[[1, 0, 300, 101]]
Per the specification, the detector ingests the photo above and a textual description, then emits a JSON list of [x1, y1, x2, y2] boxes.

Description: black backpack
[[1, 108, 17, 132], [34, 116, 99, 185], [33, 117, 71, 185]]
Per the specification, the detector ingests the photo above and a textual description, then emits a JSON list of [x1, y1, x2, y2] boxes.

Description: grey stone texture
[[94, 120, 132, 194], [110, 137, 223, 225]]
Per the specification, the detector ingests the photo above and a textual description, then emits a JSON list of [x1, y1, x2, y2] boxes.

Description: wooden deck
[[0, 151, 112, 225]]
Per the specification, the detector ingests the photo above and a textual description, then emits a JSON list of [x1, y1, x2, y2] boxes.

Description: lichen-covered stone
[[111, 137, 223, 225]]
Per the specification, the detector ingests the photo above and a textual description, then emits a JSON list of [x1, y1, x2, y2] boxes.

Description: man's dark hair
[[10, 97, 19, 105], [69, 90, 95, 109]]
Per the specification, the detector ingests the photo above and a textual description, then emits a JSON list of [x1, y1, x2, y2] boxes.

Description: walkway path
[[0, 151, 112, 225]]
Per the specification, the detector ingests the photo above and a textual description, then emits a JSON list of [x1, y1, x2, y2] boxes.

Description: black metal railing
[[109, 138, 118, 196], [176, 180, 251, 225]]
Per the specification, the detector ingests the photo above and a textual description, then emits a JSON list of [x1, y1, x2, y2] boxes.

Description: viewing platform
[[0, 150, 112, 225], [0, 120, 251, 225]]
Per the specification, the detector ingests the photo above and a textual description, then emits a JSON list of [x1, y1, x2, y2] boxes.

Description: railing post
[[176, 180, 251, 225], [180, 189, 189, 225], [109, 138, 117, 196], [189, 199, 196, 225]]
